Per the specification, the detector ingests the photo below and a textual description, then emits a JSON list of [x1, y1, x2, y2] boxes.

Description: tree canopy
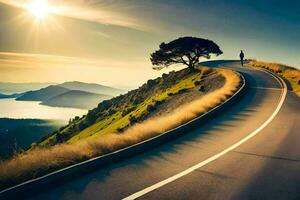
[[150, 37, 223, 71]]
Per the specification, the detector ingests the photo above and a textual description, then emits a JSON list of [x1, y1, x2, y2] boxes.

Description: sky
[[0, 0, 299, 89]]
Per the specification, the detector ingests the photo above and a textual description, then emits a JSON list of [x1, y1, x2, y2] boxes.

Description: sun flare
[[27, 0, 51, 19]]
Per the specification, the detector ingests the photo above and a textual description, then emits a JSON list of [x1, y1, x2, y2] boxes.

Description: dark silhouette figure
[[150, 37, 223, 71], [240, 50, 245, 66]]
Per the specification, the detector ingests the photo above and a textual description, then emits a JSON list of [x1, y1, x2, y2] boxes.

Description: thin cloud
[[0, 51, 146, 69]]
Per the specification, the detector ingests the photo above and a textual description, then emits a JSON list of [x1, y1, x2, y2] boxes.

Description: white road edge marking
[[123, 69, 287, 200]]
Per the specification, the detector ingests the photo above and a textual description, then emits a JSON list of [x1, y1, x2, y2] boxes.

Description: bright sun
[[27, 0, 51, 19]]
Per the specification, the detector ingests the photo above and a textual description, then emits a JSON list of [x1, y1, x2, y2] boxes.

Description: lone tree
[[150, 37, 223, 71]]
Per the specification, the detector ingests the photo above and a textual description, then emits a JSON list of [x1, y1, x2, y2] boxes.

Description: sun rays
[[26, 0, 52, 20]]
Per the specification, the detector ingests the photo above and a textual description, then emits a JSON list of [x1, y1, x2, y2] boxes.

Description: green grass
[[68, 72, 200, 143]]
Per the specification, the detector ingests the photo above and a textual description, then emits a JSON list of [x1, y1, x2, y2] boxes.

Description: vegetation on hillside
[[248, 60, 300, 96], [39, 67, 212, 146], [0, 67, 241, 190]]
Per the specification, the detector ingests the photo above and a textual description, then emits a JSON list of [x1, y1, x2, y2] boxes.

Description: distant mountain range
[[17, 85, 70, 102], [58, 81, 124, 96], [41, 90, 111, 109], [0, 82, 55, 94], [2, 81, 126, 109]]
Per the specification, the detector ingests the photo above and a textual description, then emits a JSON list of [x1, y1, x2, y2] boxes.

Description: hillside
[[16, 85, 70, 102], [0, 66, 242, 190], [58, 81, 125, 96], [41, 90, 111, 109], [39, 66, 226, 146]]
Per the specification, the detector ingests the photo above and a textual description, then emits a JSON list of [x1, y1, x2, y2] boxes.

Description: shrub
[[129, 116, 137, 124], [79, 122, 88, 130], [199, 85, 205, 92], [117, 127, 124, 133], [56, 133, 67, 143], [122, 106, 136, 117], [194, 80, 202, 86], [177, 88, 188, 94], [153, 100, 164, 107], [147, 104, 156, 112], [146, 79, 157, 88], [108, 109, 117, 115]]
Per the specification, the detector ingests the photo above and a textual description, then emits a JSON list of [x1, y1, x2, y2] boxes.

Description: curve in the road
[[8, 61, 296, 200], [123, 68, 287, 200], [0, 68, 246, 199]]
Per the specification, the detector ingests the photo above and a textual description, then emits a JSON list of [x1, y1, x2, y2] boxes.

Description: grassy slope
[[69, 72, 200, 142], [0, 67, 241, 190], [248, 60, 300, 96], [39, 68, 206, 146]]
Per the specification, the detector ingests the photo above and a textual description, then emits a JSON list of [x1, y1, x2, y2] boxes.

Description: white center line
[[123, 69, 287, 200]]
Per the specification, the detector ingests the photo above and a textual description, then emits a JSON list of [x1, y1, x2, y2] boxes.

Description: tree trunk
[[188, 63, 195, 72]]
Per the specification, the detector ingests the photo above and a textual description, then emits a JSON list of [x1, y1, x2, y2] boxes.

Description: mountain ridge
[[41, 90, 111, 109], [16, 85, 70, 102], [58, 81, 125, 96]]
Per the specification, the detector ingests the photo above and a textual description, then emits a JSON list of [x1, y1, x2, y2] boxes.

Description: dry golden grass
[[0, 69, 241, 190], [248, 60, 300, 96]]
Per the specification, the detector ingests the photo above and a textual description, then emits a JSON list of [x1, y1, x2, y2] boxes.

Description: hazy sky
[[0, 0, 299, 88]]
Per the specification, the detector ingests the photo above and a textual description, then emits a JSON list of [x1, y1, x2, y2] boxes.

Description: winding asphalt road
[[28, 61, 300, 200]]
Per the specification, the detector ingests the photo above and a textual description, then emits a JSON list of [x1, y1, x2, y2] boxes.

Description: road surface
[[28, 61, 300, 200]]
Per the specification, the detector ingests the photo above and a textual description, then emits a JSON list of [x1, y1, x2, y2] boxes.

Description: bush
[[129, 116, 137, 124], [194, 80, 201, 86], [122, 106, 136, 117], [56, 133, 68, 143], [146, 79, 157, 89], [199, 85, 205, 92], [177, 88, 188, 94], [162, 73, 168, 79], [117, 127, 124, 133], [147, 104, 155, 112], [153, 100, 164, 106], [108, 109, 117, 115], [79, 122, 88, 130]]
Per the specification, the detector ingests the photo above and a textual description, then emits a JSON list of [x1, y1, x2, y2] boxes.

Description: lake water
[[0, 98, 87, 121]]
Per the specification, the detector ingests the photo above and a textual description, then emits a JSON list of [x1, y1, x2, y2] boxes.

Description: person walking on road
[[240, 50, 245, 66]]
